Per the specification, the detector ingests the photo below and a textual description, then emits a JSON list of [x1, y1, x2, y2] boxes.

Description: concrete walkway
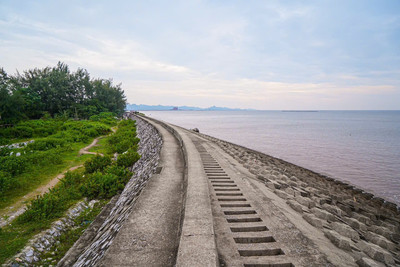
[[86, 115, 399, 267], [98, 119, 185, 267]]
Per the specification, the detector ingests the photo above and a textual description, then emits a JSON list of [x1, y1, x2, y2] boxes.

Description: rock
[[356, 257, 384, 267], [287, 200, 304, 213], [265, 182, 275, 190], [25, 256, 33, 263], [256, 175, 269, 183], [368, 225, 392, 240], [324, 229, 352, 251], [365, 231, 397, 251], [331, 222, 360, 240], [356, 240, 395, 265], [296, 196, 315, 209], [25, 249, 34, 257], [344, 217, 367, 232], [351, 213, 372, 226], [275, 190, 290, 200], [284, 187, 294, 196], [311, 207, 336, 222], [192, 128, 199, 133], [303, 214, 324, 228], [322, 203, 344, 217]]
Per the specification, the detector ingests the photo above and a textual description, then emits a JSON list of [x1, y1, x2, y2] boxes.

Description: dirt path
[[0, 132, 111, 228], [79, 136, 104, 156]]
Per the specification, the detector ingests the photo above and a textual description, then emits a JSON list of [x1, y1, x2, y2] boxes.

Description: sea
[[144, 110, 400, 206]]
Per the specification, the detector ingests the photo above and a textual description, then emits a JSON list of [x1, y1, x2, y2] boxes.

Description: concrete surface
[[97, 119, 184, 267]]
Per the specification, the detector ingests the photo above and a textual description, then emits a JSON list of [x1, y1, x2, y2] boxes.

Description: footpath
[[58, 114, 400, 267]]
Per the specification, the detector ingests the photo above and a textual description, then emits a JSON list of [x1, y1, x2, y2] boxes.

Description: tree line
[[0, 62, 127, 124]]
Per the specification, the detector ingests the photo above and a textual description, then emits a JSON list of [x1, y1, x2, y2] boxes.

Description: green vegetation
[[0, 114, 117, 208], [35, 200, 108, 266], [0, 62, 126, 124], [0, 119, 140, 264]]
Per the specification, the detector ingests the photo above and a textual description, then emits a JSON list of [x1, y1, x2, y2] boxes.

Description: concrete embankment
[[58, 114, 400, 267]]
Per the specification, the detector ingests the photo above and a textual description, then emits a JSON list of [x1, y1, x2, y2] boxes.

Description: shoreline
[[192, 128, 400, 213], [145, 110, 400, 207]]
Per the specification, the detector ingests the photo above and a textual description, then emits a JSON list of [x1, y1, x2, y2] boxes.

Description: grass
[[0, 219, 55, 263], [35, 200, 108, 266], [0, 141, 94, 212], [0, 119, 139, 265], [88, 137, 110, 156]]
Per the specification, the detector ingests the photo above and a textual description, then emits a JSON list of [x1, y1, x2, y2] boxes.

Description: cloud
[[0, 1, 399, 110]]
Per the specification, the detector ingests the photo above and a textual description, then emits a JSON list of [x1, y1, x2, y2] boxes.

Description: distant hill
[[126, 104, 253, 111]]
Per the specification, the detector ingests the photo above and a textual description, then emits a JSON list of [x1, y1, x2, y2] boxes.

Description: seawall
[[57, 114, 400, 267]]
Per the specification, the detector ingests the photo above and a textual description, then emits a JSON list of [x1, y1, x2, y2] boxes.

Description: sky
[[1, 1, 399, 110]]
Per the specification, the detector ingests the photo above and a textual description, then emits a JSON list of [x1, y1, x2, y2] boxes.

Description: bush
[[84, 155, 112, 174], [18, 189, 68, 222], [0, 156, 28, 176], [107, 120, 139, 154], [81, 172, 124, 199], [18, 172, 85, 223], [116, 148, 141, 168], [0, 147, 11, 157], [25, 149, 63, 166], [0, 137, 9, 146], [13, 126, 34, 138], [104, 165, 132, 181], [0, 171, 16, 193], [26, 138, 66, 151]]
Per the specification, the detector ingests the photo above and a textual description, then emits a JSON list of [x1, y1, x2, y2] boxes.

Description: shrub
[[104, 165, 132, 182], [13, 126, 33, 138], [81, 172, 124, 199], [107, 120, 139, 154], [116, 148, 141, 168], [0, 171, 16, 193], [18, 189, 68, 222], [25, 149, 63, 166], [0, 137, 9, 146], [17, 171, 85, 223], [26, 138, 66, 151], [0, 147, 11, 157], [84, 155, 112, 174], [0, 156, 28, 176]]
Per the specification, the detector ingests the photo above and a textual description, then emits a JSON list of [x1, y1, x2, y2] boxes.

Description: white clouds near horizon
[[0, 1, 399, 110]]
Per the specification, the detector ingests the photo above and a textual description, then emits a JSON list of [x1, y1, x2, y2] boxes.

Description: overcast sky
[[1, 1, 399, 110]]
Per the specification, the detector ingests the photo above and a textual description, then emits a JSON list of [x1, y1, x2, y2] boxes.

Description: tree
[[0, 63, 127, 123]]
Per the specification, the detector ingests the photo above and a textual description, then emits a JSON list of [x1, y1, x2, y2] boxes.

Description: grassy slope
[[0, 119, 138, 264], [0, 142, 94, 212]]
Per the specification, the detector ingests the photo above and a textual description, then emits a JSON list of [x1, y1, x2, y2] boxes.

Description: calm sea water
[[144, 110, 400, 205]]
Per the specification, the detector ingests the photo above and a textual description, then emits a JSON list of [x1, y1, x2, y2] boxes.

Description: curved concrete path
[[98, 118, 186, 266]]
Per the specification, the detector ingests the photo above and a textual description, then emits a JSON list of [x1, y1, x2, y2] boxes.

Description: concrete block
[[303, 214, 324, 228], [331, 222, 360, 240], [275, 189, 290, 200], [356, 240, 395, 265], [311, 207, 336, 222], [287, 200, 304, 213], [355, 257, 385, 267], [324, 229, 352, 251]]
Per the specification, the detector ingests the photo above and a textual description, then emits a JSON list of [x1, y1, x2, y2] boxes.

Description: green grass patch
[[0, 118, 140, 265], [35, 200, 108, 266], [0, 113, 118, 211], [0, 143, 92, 211]]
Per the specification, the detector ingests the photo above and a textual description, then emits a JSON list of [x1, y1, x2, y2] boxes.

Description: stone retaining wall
[[195, 131, 400, 266], [58, 115, 162, 267]]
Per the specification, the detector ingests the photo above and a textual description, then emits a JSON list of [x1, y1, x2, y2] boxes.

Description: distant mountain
[[126, 104, 254, 111]]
